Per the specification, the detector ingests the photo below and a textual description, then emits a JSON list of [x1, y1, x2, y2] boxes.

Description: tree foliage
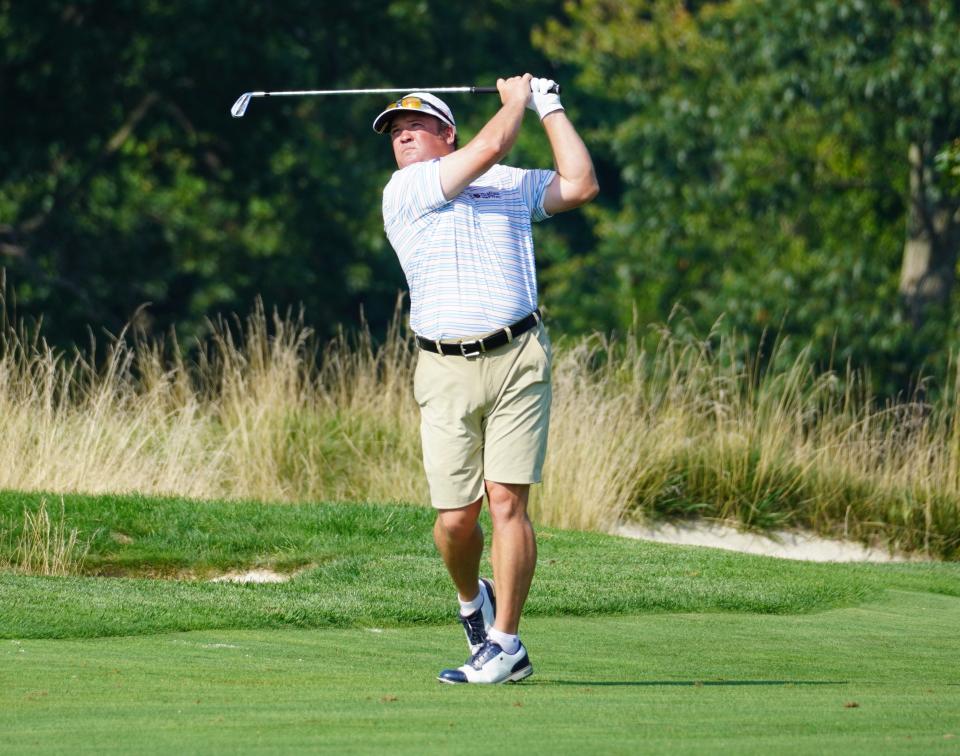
[[0, 0, 570, 345], [3, 1, 960, 395], [538, 0, 960, 392]]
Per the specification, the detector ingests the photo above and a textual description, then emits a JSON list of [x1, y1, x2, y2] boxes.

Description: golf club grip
[[471, 84, 562, 94]]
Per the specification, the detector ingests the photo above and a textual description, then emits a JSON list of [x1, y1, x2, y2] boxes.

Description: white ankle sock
[[488, 627, 520, 654], [458, 587, 483, 616]]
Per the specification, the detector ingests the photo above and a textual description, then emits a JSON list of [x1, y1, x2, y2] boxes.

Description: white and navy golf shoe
[[459, 577, 496, 654], [438, 639, 533, 685]]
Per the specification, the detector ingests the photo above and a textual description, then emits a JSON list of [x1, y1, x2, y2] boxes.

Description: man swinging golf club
[[374, 73, 598, 684]]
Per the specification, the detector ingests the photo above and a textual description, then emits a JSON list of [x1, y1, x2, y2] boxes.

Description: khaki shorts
[[413, 323, 552, 509]]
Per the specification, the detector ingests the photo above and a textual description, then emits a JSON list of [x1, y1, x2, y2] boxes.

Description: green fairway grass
[[1, 490, 958, 753], [2, 592, 958, 754]]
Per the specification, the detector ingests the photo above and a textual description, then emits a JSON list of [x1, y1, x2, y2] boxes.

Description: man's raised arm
[[530, 78, 599, 215], [438, 74, 533, 200]]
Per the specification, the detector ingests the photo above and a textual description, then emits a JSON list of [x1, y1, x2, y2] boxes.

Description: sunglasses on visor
[[377, 96, 447, 133]]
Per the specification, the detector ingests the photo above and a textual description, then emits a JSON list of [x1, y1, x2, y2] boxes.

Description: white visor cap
[[372, 92, 456, 134]]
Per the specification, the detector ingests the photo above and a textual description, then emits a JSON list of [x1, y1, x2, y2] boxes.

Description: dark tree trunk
[[899, 142, 960, 328]]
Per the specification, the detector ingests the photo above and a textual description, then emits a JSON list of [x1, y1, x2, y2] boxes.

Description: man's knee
[[485, 481, 530, 523], [434, 498, 482, 542]]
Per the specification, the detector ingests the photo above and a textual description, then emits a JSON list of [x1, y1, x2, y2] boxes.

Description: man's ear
[[444, 126, 456, 145]]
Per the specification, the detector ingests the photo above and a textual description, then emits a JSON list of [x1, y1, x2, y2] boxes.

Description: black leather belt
[[416, 309, 542, 357]]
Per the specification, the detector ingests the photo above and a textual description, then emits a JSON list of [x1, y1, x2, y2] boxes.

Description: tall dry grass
[[0, 298, 423, 505], [1, 290, 958, 558], [541, 324, 960, 557]]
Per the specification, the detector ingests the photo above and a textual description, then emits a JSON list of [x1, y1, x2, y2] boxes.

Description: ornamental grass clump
[[532, 323, 960, 558], [0, 498, 91, 576]]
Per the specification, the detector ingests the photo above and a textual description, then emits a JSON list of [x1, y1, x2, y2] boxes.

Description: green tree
[[765, 1, 960, 333], [537, 0, 960, 391], [938, 138, 960, 195], [1, 0, 571, 347]]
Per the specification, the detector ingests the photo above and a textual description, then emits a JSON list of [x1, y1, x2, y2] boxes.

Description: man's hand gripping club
[[527, 76, 564, 121]]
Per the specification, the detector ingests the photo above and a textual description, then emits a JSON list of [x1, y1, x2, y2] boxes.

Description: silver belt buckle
[[459, 339, 483, 357]]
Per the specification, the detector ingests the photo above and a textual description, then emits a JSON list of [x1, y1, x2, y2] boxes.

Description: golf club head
[[231, 93, 253, 118]]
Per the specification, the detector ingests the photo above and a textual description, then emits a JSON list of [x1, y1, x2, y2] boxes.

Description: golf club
[[230, 84, 560, 118]]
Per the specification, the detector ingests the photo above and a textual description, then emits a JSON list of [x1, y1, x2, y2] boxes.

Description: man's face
[[389, 112, 455, 169]]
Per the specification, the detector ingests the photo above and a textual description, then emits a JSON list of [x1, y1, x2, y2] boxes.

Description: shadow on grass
[[544, 680, 848, 687]]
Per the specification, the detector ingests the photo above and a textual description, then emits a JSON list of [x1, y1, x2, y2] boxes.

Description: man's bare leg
[[433, 498, 484, 600], [485, 481, 536, 635]]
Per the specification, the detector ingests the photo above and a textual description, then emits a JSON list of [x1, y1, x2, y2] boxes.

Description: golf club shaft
[[230, 84, 559, 118]]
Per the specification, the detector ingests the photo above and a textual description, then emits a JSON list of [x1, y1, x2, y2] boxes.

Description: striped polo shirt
[[382, 158, 555, 340]]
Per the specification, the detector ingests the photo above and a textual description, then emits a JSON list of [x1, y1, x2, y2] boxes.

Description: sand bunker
[[209, 569, 293, 583], [616, 520, 926, 562]]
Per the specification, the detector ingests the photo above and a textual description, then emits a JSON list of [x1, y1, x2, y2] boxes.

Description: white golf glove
[[527, 77, 564, 121]]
